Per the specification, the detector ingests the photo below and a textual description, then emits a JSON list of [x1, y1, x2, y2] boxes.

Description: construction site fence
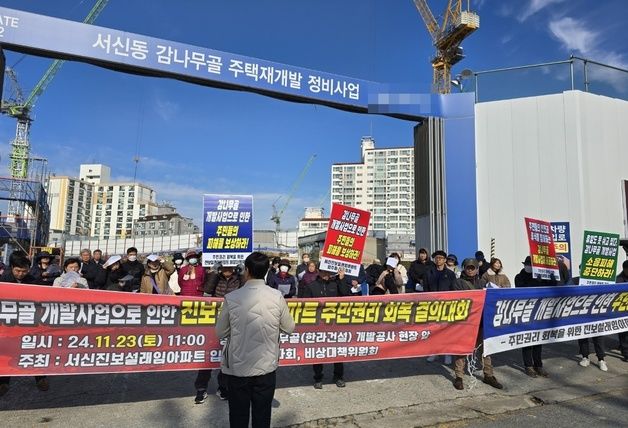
[[472, 56, 628, 103], [60, 233, 202, 257]]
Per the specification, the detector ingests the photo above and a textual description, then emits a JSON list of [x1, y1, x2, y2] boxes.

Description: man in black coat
[[301, 269, 352, 388], [120, 247, 143, 292], [0, 255, 48, 396], [475, 250, 490, 276], [29, 252, 60, 286], [365, 259, 384, 290], [408, 248, 435, 292], [423, 250, 456, 292], [514, 256, 560, 378], [79, 249, 106, 290]]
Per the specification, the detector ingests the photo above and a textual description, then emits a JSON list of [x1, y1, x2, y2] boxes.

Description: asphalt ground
[[0, 338, 626, 427]]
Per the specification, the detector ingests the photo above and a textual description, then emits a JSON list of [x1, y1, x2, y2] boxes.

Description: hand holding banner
[[0, 284, 485, 376], [579, 230, 620, 285], [319, 203, 371, 277], [202, 194, 253, 267], [525, 217, 559, 280]]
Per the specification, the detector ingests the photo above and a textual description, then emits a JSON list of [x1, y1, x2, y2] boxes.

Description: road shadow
[[0, 337, 624, 411]]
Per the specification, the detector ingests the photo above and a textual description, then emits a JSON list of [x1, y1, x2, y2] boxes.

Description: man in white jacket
[[216, 252, 295, 428]]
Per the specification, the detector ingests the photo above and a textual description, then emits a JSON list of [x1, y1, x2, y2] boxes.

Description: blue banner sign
[[0, 7, 371, 110], [482, 284, 628, 355], [0, 6, 475, 121], [202, 194, 253, 267]]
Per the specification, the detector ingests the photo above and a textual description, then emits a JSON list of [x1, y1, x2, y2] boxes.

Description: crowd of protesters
[[0, 245, 627, 419]]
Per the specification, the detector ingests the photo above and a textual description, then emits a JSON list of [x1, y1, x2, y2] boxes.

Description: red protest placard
[[0, 284, 485, 375], [318, 203, 371, 276], [525, 217, 560, 280]]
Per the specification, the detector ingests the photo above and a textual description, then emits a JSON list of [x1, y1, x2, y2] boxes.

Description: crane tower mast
[[412, 0, 479, 94], [1, 0, 109, 216]]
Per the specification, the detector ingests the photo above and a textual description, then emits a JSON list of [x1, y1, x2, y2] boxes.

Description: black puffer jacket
[[299, 275, 351, 298], [514, 269, 558, 287], [408, 259, 435, 286], [424, 267, 456, 292], [120, 260, 144, 291], [80, 260, 106, 289]]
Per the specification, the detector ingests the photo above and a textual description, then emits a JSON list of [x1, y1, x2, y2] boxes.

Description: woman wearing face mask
[[178, 249, 205, 297], [268, 259, 296, 298], [167, 252, 184, 295], [140, 254, 176, 294], [480, 257, 511, 288], [103, 255, 126, 291]]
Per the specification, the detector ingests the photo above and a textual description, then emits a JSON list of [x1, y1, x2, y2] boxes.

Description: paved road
[[0, 339, 626, 427], [461, 390, 628, 428]]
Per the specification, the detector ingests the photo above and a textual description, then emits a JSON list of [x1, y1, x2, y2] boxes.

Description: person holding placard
[[300, 268, 352, 388], [267, 259, 297, 298]]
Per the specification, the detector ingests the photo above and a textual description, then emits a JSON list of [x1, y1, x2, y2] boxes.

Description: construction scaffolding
[[0, 176, 50, 251]]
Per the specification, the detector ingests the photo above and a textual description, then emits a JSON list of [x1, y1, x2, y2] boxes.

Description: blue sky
[[0, 0, 626, 230]]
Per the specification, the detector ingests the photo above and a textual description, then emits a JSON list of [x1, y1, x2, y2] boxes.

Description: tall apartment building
[[48, 164, 164, 241], [331, 137, 414, 233], [47, 176, 93, 237], [90, 182, 157, 239], [79, 164, 110, 184], [331, 137, 415, 258]]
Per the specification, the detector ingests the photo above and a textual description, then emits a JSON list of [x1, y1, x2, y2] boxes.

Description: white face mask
[[174, 259, 183, 265], [188, 258, 198, 265], [128, 255, 137, 262], [150, 268, 159, 274], [524, 266, 532, 273], [279, 265, 289, 273]]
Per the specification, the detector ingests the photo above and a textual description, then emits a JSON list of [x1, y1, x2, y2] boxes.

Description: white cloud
[[549, 17, 628, 92], [519, 0, 566, 22], [548, 17, 598, 53], [474, 0, 487, 10], [496, 3, 514, 17], [153, 97, 180, 122]]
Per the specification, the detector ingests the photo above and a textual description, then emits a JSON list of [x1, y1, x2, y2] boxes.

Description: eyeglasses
[[465, 265, 477, 270]]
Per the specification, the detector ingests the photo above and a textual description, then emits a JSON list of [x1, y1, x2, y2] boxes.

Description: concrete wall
[[475, 90, 628, 281]]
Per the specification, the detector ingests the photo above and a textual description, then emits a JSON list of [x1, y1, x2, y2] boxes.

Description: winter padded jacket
[[300, 276, 351, 298], [204, 271, 244, 297], [216, 279, 295, 377], [480, 269, 512, 288], [140, 261, 175, 294], [424, 267, 457, 292]]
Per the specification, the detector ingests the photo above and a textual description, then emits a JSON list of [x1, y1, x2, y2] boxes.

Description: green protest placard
[[579, 230, 620, 285]]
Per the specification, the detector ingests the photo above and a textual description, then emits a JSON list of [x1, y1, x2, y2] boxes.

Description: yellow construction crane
[[271, 154, 317, 233], [412, 0, 479, 94], [1, 0, 109, 217]]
